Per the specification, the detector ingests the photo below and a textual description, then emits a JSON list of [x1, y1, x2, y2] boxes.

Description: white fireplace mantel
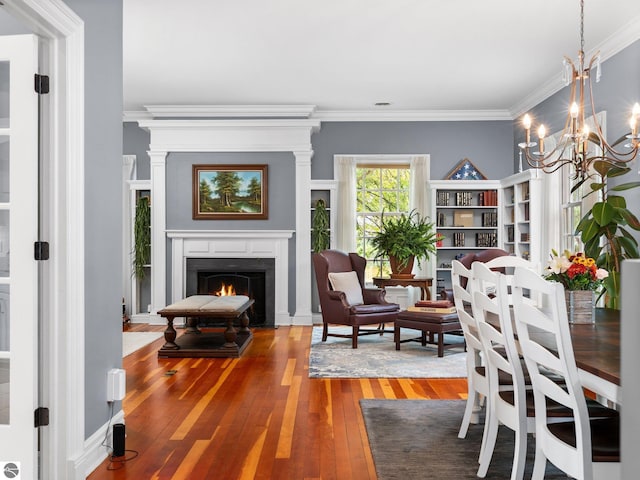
[[167, 230, 293, 326]]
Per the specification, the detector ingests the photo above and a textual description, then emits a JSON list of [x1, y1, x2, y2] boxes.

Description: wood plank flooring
[[88, 324, 467, 479]]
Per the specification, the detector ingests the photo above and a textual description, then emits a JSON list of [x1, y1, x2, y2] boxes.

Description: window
[[561, 165, 584, 252], [355, 165, 410, 281]]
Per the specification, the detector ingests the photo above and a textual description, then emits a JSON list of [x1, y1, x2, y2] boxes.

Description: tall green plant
[[370, 209, 437, 270], [575, 160, 640, 309], [133, 195, 151, 279], [311, 199, 330, 253]]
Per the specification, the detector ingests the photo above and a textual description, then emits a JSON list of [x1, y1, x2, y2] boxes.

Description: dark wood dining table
[[533, 308, 620, 404]]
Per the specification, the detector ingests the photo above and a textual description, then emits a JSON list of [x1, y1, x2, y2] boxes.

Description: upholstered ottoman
[[394, 310, 463, 357]]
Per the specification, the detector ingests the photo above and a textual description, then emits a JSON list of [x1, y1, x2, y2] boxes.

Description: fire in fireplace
[[186, 258, 275, 327]]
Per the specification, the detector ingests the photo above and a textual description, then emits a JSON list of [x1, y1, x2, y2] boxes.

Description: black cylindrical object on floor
[[113, 423, 125, 457]]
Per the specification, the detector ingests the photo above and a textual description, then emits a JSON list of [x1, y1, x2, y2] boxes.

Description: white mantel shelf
[[167, 230, 294, 326]]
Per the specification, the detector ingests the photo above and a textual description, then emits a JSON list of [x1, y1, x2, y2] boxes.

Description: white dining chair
[[452, 260, 488, 442], [472, 262, 531, 479], [511, 266, 620, 480], [453, 258, 519, 466]]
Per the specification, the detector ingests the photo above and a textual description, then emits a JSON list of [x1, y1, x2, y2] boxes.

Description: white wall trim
[[2, 1, 86, 478], [167, 230, 294, 325], [73, 409, 124, 480], [314, 109, 513, 122]]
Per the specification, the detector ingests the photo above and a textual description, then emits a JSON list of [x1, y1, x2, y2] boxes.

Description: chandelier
[[518, 0, 640, 180]]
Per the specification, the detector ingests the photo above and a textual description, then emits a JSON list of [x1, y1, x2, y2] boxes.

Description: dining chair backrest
[[483, 255, 540, 306], [511, 267, 608, 480], [472, 262, 530, 479]]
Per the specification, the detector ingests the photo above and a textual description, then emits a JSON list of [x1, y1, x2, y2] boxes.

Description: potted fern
[[370, 210, 437, 278]]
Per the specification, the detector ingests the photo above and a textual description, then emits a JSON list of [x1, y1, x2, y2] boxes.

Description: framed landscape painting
[[193, 164, 268, 219]]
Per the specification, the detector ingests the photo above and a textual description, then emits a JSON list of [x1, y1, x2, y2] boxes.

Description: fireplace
[[186, 257, 275, 327]]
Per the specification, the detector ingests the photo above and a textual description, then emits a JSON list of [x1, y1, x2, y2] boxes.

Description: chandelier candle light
[[518, 0, 640, 180]]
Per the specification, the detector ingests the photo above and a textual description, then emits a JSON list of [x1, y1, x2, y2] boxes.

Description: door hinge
[[34, 241, 50, 261], [34, 407, 49, 428], [34, 74, 50, 94]]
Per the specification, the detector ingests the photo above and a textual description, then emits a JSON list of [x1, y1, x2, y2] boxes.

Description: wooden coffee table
[[394, 310, 463, 357], [158, 295, 255, 358]]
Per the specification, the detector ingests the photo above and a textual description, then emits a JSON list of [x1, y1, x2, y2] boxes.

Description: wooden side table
[[372, 277, 433, 301]]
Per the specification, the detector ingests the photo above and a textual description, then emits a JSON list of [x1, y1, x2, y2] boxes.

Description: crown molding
[[312, 109, 513, 122], [510, 14, 640, 118], [123, 110, 152, 123], [142, 104, 317, 119]]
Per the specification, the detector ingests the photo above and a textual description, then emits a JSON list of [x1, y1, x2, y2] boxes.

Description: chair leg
[[352, 325, 359, 348], [477, 408, 498, 477], [458, 380, 476, 439], [322, 323, 328, 342], [510, 429, 527, 480]]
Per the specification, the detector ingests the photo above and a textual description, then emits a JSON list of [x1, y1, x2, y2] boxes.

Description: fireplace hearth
[[186, 258, 275, 327]]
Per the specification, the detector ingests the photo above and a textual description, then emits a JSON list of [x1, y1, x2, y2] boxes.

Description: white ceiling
[[123, 0, 640, 120]]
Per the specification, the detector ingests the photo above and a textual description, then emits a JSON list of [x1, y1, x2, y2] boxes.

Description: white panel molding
[[167, 230, 294, 325]]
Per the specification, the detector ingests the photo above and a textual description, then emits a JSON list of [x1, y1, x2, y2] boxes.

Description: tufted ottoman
[[394, 310, 464, 357]]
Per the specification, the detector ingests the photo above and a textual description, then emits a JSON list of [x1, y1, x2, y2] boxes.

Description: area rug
[[308, 326, 466, 378], [122, 332, 164, 357], [360, 399, 568, 479]]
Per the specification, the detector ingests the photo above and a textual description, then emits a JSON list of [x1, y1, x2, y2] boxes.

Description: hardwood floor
[[88, 324, 467, 479]]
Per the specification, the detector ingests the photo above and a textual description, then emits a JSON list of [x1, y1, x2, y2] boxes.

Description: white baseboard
[[72, 408, 125, 479]]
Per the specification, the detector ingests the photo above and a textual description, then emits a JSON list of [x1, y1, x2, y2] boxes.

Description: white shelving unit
[[428, 173, 543, 296], [429, 179, 502, 295], [500, 170, 542, 266]]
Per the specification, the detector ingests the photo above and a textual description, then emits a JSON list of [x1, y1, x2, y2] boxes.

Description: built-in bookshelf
[[500, 170, 541, 265], [430, 179, 502, 295]]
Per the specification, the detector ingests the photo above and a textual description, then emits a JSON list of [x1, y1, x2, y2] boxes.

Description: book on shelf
[[406, 306, 457, 314]]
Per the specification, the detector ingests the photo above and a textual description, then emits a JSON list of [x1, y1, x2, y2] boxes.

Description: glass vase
[[564, 290, 595, 324]]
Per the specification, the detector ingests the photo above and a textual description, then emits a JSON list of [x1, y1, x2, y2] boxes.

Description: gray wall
[[123, 122, 151, 179], [312, 120, 515, 180], [64, 0, 124, 438], [0, 9, 29, 34]]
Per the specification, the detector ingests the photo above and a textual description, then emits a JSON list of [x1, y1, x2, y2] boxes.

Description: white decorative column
[[122, 155, 136, 317], [293, 151, 313, 325], [149, 150, 168, 321]]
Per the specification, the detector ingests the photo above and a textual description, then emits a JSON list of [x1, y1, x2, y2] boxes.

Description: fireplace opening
[[186, 258, 275, 327]]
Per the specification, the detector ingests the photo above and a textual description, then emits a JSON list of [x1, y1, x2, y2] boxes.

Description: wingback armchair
[[312, 250, 400, 348]]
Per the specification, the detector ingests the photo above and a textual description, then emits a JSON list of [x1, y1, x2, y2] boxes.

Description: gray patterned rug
[[360, 399, 568, 479], [308, 326, 466, 378]]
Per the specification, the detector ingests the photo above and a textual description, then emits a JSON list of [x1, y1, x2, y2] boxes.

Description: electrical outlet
[[107, 368, 126, 402]]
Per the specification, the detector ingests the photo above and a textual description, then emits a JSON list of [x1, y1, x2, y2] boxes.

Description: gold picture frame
[[193, 164, 268, 220]]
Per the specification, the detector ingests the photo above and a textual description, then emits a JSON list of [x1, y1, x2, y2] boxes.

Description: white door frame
[[2, 1, 84, 478]]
